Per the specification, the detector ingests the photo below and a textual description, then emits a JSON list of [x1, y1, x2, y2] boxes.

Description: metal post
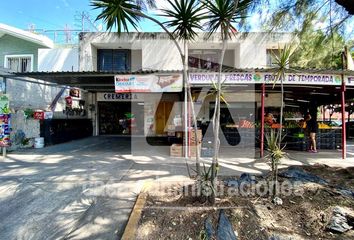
[[184, 86, 188, 158], [188, 98, 191, 157], [260, 83, 265, 158], [341, 77, 346, 159]]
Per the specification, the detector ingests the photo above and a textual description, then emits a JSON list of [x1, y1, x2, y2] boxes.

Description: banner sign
[[189, 72, 342, 86], [114, 74, 183, 93]]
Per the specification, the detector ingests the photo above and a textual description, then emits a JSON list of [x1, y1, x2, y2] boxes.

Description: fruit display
[[239, 120, 254, 128], [318, 122, 331, 129], [271, 123, 283, 129]]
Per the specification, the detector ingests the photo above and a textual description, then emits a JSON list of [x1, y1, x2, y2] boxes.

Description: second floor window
[[189, 49, 220, 70], [5, 55, 33, 72], [97, 49, 131, 71], [266, 49, 280, 67]]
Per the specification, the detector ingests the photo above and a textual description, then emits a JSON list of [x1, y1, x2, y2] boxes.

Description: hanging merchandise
[[65, 96, 73, 109], [0, 114, 11, 147], [0, 95, 11, 147], [0, 95, 10, 114]]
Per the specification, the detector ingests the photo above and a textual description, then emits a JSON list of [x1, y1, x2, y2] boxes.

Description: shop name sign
[[189, 72, 342, 85], [345, 76, 354, 86], [114, 74, 183, 93], [97, 93, 143, 101]]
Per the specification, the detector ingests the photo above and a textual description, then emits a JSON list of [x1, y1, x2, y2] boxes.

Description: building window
[[4, 54, 33, 72], [266, 49, 280, 67], [97, 49, 131, 71], [189, 49, 220, 70]]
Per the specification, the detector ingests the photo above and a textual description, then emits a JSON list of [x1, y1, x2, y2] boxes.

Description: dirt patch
[[136, 165, 354, 239]]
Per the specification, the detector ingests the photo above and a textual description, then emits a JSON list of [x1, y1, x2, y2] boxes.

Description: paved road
[[1, 136, 353, 240], [0, 136, 187, 240]]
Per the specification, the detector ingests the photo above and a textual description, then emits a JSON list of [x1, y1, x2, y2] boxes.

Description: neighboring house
[[0, 23, 86, 149], [0, 23, 53, 72]]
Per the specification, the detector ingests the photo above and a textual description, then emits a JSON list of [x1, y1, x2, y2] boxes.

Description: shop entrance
[[98, 102, 144, 135]]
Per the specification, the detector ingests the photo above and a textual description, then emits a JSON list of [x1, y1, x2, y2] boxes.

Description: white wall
[[79, 32, 293, 72], [142, 39, 182, 70], [7, 77, 89, 147], [38, 48, 78, 71]]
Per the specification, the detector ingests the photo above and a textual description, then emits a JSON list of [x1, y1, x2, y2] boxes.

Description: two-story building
[[75, 32, 292, 137]]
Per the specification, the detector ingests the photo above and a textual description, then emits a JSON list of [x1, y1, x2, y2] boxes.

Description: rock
[[225, 173, 257, 187], [216, 210, 237, 240], [204, 216, 215, 240], [338, 189, 354, 199], [273, 197, 283, 205], [278, 166, 327, 185], [327, 206, 353, 233], [239, 173, 257, 184]]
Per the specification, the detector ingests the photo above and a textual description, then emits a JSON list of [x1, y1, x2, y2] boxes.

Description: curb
[[121, 181, 153, 240]]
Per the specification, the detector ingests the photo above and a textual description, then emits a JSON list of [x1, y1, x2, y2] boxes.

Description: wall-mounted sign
[[114, 74, 183, 93], [97, 92, 144, 102], [69, 88, 80, 98], [34, 111, 45, 120], [189, 72, 343, 86]]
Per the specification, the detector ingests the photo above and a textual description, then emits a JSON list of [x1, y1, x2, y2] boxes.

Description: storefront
[[96, 92, 182, 136], [15, 69, 354, 158], [188, 70, 354, 159]]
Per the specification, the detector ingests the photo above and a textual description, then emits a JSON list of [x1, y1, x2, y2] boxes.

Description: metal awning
[[3, 68, 354, 93]]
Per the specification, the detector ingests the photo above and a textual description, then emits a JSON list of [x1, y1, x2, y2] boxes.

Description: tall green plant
[[161, 0, 206, 176], [265, 129, 285, 197], [92, 0, 205, 176], [271, 44, 296, 146], [203, 0, 251, 203]]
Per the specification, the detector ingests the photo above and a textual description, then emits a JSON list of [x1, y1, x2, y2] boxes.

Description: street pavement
[[0, 136, 353, 239]]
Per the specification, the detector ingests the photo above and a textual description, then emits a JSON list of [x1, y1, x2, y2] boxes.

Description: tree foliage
[[291, 27, 345, 69]]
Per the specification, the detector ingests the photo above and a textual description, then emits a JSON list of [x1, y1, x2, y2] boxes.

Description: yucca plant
[[265, 129, 286, 197], [92, 0, 208, 176], [270, 44, 296, 147], [203, 0, 252, 204], [161, 0, 206, 176]]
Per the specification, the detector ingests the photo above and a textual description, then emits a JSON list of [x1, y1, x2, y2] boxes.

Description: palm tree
[[203, 0, 251, 202], [268, 44, 295, 197], [271, 44, 295, 144], [91, 0, 206, 176], [160, 0, 206, 176]]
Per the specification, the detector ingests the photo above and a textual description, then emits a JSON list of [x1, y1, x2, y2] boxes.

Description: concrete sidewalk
[[0, 136, 353, 239]]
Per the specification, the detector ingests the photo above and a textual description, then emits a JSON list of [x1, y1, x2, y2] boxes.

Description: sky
[[0, 0, 351, 44], [0, 0, 171, 43]]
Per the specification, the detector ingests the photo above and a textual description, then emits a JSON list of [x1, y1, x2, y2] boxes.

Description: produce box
[[189, 143, 201, 158], [170, 144, 183, 157], [183, 129, 203, 145]]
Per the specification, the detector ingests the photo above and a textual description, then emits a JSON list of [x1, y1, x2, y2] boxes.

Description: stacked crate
[[317, 129, 336, 149]]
